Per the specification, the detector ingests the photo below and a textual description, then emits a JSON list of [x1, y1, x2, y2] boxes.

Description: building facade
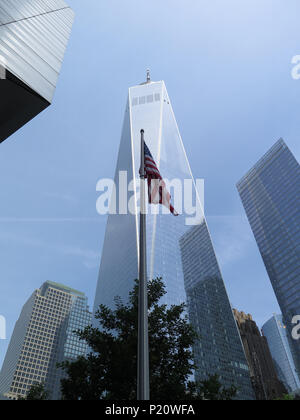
[[262, 314, 300, 393], [233, 309, 286, 400], [237, 139, 300, 373], [93, 77, 254, 399], [179, 224, 254, 398], [0, 0, 74, 143], [0, 282, 91, 400]]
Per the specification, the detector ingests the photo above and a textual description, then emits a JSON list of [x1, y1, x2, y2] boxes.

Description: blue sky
[[1, 0, 300, 368]]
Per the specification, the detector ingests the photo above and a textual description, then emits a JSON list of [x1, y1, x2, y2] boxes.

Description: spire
[[139, 69, 152, 86]]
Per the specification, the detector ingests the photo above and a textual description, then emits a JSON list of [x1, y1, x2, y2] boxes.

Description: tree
[[59, 277, 237, 400], [188, 375, 237, 401], [18, 383, 49, 401], [275, 393, 300, 401]]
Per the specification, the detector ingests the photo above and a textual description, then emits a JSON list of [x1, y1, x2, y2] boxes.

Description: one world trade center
[[94, 75, 254, 400]]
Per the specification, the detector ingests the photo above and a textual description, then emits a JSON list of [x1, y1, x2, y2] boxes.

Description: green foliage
[[275, 393, 300, 401], [18, 383, 49, 401], [59, 278, 237, 401]]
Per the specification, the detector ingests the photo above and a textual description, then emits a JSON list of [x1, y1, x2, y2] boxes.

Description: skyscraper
[[94, 77, 254, 399], [0, 0, 74, 143], [237, 139, 300, 373], [262, 314, 300, 393], [179, 224, 254, 398], [233, 309, 286, 400], [0, 281, 91, 400]]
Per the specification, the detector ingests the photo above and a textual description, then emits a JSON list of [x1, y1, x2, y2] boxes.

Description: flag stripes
[[142, 142, 178, 216]]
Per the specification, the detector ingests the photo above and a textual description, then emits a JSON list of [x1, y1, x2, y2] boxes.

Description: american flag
[[141, 141, 178, 216]]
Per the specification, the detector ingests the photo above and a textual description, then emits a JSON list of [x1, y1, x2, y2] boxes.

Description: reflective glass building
[[94, 78, 254, 399], [0, 0, 74, 143], [237, 139, 300, 373], [179, 223, 253, 396], [0, 282, 91, 400], [262, 314, 300, 393]]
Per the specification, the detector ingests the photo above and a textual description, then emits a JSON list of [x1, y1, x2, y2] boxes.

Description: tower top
[[140, 69, 152, 85]]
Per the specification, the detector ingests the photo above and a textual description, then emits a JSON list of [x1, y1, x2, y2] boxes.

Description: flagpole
[[137, 129, 150, 401]]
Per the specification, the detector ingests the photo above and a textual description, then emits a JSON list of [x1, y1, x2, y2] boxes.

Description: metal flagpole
[[137, 129, 150, 400]]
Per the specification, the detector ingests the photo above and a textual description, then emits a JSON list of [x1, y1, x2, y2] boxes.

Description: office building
[[233, 309, 286, 400], [93, 76, 254, 399], [237, 139, 300, 372], [179, 224, 254, 398], [262, 314, 300, 393], [0, 0, 74, 143], [0, 281, 91, 400]]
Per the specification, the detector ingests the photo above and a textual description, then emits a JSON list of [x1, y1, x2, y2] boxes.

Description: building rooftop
[[42, 281, 85, 297], [236, 138, 288, 189]]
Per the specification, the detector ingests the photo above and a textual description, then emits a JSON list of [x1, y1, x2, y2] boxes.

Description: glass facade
[[0, 282, 91, 400], [237, 139, 300, 374], [0, 0, 74, 143], [262, 314, 300, 393], [0, 0, 74, 102], [94, 80, 254, 399], [180, 223, 253, 395]]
